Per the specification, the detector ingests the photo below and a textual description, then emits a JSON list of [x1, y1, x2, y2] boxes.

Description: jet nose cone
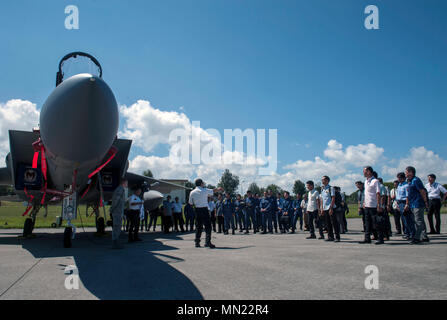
[[40, 73, 119, 164], [143, 190, 164, 211]]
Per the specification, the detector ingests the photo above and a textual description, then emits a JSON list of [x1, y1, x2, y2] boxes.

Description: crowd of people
[[109, 165, 445, 249]]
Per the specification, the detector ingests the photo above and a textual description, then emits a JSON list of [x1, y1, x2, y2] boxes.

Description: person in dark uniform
[[184, 202, 195, 232], [254, 193, 261, 230], [280, 191, 294, 233], [292, 193, 303, 232], [355, 181, 366, 232], [260, 191, 273, 234], [244, 191, 257, 234], [222, 192, 236, 234], [216, 194, 224, 233], [274, 192, 282, 233], [234, 194, 245, 232], [147, 207, 159, 232]]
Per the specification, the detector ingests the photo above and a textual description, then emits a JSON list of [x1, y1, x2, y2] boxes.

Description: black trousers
[[210, 211, 217, 232], [140, 210, 149, 231], [217, 216, 224, 233], [127, 210, 140, 241], [428, 199, 441, 233], [324, 210, 340, 240], [308, 210, 323, 237], [195, 207, 212, 244], [173, 212, 185, 232], [185, 215, 195, 231], [364, 207, 385, 241], [162, 215, 172, 233], [390, 207, 402, 234]]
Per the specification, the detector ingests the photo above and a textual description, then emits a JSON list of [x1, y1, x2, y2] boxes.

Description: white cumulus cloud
[[0, 99, 40, 165]]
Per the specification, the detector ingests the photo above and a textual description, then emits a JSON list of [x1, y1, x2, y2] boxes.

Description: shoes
[[205, 242, 216, 249], [269, 231, 273, 234], [195, 242, 201, 248], [334, 238, 340, 243], [359, 240, 371, 244], [318, 236, 324, 240], [375, 240, 384, 245], [244, 231, 249, 234], [289, 231, 295, 234], [306, 235, 316, 239], [422, 238, 430, 242], [261, 231, 267, 234], [428, 231, 436, 235], [224, 231, 228, 235], [232, 230, 235, 235], [409, 239, 421, 245], [325, 238, 334, 242]]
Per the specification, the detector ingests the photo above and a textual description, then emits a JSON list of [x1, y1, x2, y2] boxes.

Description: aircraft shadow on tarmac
[[0, 230, 204, 300]]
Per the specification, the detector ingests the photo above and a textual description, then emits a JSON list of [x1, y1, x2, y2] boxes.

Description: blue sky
[[1, 0, 446, 191]]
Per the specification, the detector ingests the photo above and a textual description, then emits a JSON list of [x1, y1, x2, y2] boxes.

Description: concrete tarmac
[[0, 218, 446, 300]]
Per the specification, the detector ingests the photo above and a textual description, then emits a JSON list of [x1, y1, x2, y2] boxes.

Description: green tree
[[292, 179, 306, 196], [247, 182, 261, 195], [143, 169, 154, 178], [265, 184, 283, 196], [383, 182, 394, 190], [217, 169, 239, 196]]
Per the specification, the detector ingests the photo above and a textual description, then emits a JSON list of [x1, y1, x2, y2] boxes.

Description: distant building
[[161, 179, 188, 204]]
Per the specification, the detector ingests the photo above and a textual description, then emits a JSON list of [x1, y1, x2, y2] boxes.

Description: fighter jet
[[0, 52, 189, 247]]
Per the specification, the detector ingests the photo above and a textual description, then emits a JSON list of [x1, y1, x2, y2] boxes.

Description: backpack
[[334, 191, 342, 208]]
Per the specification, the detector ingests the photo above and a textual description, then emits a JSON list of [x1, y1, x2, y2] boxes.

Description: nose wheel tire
[[63, 227, 72, 248], [23, 218, 34, 237], [96, 217, 105, 234]]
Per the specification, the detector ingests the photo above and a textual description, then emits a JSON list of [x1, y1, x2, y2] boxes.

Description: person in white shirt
[[360, 167, 384, 245], [426, 174, 447, 234], [172, 197, 185, 232], [319, 176, 340, 242], [388, 180, 403, 235], [305, 180, 322, 239], [128, 188, 144, 242], [188, 179, 223, 248], [378, 177, 392, 240]]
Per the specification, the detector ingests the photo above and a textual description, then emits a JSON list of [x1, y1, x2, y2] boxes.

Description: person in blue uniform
[[244, 191, 257, 234], [279, 191, 294, 233], [260, 191, 273, 234], [292, 193, 303, 232], [234, 194, 245, 232], [405, 166, 430, 244], [184, 202, 195, 232], [222, 192, 236, 234], [215, 194, 224, 233], [271, 192, 280, 233], [396, 172, 414, 240], [254, 193, 261, 230]]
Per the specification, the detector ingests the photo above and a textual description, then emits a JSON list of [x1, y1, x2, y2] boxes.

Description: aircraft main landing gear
[[63, 227, 72, 248]]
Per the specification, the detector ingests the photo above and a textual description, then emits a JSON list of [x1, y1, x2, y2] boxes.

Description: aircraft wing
[[125, 172, 191, 194]]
